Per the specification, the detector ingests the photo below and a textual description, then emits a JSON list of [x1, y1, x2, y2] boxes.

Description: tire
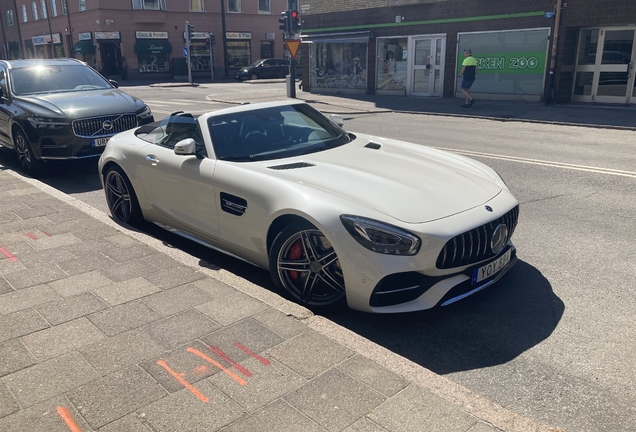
[[13, 128, 43, 177], [103, 165, 145, 227], [269, 220, 346, 308], [249, 73, 259, 80]]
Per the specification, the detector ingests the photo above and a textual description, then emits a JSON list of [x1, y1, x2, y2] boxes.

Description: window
[[6, 10, 14, 26], [132, 0, 167, 10], [32, 2, 38, 20], [227, 0, 240, 13], [61, 0, 67, 15], [190, 0, 203, 12], [50, 0, 57, 16], [21, 4, 27, 22], [79, 0, 85, 11], [258, 0, 270, 14], [41, 0, 47, 18]]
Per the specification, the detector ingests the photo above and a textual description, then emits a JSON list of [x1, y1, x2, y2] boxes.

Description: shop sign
[[182, 32, 209, 40], [136, 31, 168, 39], [32, 34, 61, 45], [78, 32, 92, 41], [226, 32, 251, 40], [95, 31, 121, 40], [457, 51, 547, 75]]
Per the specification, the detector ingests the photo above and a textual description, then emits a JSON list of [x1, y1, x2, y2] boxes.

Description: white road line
[[436, 146, 636, 179], [143, 100, 191, 106]]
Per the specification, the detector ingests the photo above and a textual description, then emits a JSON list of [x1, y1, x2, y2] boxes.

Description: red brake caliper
[[287, 239, 303, 281]]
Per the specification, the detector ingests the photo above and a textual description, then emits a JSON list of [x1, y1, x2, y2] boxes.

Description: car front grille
[[436, 205, 519, 269], [72, 114, 138, 138]]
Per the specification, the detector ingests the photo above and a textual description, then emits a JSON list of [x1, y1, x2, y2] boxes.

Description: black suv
[[0, 58, 154, 176]]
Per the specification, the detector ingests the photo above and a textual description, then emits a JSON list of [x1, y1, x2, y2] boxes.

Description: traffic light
[[290, 10, 301, 34], [205, 37, 210, 49], [186, 22, 194, 42], [209, 33, 216, 46], [279, 10, 290, 35]]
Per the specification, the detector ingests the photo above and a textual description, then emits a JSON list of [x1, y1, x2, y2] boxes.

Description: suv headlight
[[27, 116, 68, 129], [340, 215, 421, 256], [137, 104, 152, 119]]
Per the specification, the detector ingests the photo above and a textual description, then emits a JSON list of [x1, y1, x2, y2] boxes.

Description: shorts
[[461, 78, 475, 90]]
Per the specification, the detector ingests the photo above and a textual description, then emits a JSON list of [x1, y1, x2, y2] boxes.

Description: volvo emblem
[[485, 206, 493, 212], [102, 120, 114, 131], [490, 224, 508, 254]]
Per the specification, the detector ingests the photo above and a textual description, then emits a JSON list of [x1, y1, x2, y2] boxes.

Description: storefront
[[31, 33, 64, 59], [73, 32, 96, 68], [95, 31, 123, 76], [456, 28, 550, 102], [134, 31, 172, 74], [306, 31, 370, 93], [226, 32, 252, 71], [188, 32, 212, 72]]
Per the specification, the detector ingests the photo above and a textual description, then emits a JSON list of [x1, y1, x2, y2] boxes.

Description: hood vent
[[268, 162, 316, 170], [365, 142, 382, 149]]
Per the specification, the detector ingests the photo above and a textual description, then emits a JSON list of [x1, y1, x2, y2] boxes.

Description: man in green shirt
[[457, 48, 477, 107]]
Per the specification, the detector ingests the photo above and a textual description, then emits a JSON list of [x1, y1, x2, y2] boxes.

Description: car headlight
[[137, 104, 152, 119], [27, 116, 68, 129], [340, 215, 421, 256]]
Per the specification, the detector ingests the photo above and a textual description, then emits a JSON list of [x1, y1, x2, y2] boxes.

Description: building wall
[[0, 0, 22, 58]]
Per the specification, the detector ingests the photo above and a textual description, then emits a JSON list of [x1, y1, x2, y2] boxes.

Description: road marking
[[156, 359, 209, 402], [56, 406, 82, 432], [142, 100, 191, 106], [436, 146, 636, 179], [187, 347, 247, 385], [236, 343, 271, 366], [210, 346, 252, 377], [0, 246, 17, 262]]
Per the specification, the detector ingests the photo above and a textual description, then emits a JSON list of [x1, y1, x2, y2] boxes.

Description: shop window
[[376, 38, 407, 92], [227, 0, 240, 13], [32, 2, 38, 20], [6, 10, 15, 26], [190, 0, 203, 12], [50, 0, 57, 16], [132, 0, 167, 10], [138, 54, 168, 73], [310, 42, 367, 90], [21, 4, 27, 23], [40, 0, 47, 18], [258, 0, 270, 14], [79, 0, 85, 11], [227, 40, 250, 68]]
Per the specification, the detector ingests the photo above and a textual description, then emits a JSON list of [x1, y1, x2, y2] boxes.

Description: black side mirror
[[109, 79, 119, 88]]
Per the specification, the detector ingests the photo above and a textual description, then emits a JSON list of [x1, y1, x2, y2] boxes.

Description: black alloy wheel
[[269, 221, 346, 308], [104, 165, 144, 227], [14, 129, 42, 177], [250, 73, 259, 80]]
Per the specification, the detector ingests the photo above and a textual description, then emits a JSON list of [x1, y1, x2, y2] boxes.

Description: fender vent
[[268, 162, 315, 170], [365, 142, 382, 149]]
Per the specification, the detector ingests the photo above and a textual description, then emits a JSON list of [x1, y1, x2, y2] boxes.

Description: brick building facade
[[298, 0, 636, 104]]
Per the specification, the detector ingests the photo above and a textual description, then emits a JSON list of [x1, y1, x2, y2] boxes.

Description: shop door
[[573, 28, 636, 104], [408, 36, 445, 97]]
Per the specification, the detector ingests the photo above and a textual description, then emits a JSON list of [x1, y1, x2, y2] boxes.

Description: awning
[[134, 39, 173, 55], [73, 40, 96, 55], [301, 31, 372, 44]]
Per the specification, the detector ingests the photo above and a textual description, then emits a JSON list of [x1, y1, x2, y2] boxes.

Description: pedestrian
[[457, 48, 477, 107]]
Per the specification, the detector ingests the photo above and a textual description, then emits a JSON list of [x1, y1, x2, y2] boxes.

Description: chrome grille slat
[[436, 205, 520, 269], [72, 114, 138, 138]]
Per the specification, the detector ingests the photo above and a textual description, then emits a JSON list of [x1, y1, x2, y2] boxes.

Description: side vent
[[268, 162, 315, 170], [365, 142, 382, 149]]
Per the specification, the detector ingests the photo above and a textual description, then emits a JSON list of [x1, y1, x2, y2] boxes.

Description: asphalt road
[[1, 82, 635, 432]]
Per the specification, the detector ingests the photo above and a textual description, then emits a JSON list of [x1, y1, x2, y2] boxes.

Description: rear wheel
[[104, 165, 145, 227], [269, 221, 346, 308], [14, 129, 43, 177]]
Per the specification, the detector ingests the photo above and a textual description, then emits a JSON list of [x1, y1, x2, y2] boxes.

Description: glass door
[[573, 28, 636, 104], [408, 36, 445, 97]]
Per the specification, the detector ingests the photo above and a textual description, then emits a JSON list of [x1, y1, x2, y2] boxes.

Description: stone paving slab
[[141, 309, 222, 350], [0, 308, 50, 343], [221, 399, 326, 432], [95, 277, 162, 307], [0, 395, 94, 432], [87, 300, 164, 336], [35, 292, 110, 325], [0, 340, 37, 377], [0, 284, 62, 315]]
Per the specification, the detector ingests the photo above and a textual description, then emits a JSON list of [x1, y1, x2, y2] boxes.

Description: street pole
[[221, 0, 228, 79], [45, 1, 54, 58], [545, 0, 563, 104], [186, 22, 193, 85], [209, 35, 215, 82]]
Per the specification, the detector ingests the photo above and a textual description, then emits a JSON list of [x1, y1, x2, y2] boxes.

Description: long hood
[[262, 135, 502, 224], [14, 90, 139, 119]]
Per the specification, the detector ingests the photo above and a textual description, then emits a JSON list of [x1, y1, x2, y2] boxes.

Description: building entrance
[[408, 35, 445, 97]]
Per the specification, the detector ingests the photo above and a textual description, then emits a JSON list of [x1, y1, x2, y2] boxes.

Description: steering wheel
[[289, 128, 313, 144], [243, 126, 267, 139]]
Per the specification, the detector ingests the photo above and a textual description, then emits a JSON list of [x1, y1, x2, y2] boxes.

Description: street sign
[[183, 46, 188, 57], [285, 39, 301, 60]]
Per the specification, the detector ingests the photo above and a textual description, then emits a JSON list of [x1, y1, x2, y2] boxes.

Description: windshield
[[9, 64, 112, 96], [249, 60, 265, 67], [208, 103, 352, 162]]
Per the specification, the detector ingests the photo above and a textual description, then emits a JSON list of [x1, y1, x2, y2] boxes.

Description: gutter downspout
[[12, 0, 25, 58], [221, 0, 228, 78], [545, 0, 563, 104]]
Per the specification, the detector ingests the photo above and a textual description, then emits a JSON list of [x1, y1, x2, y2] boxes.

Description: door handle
[[146, 155, 159, 165]]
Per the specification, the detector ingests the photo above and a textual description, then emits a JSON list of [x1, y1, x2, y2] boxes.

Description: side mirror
[[328, 114, 345, 127], [109, 79, 119, 88], [174, 138, 196, 155]]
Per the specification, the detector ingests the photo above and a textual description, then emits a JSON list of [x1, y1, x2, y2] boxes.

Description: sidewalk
[[0, 173, 560, 430]]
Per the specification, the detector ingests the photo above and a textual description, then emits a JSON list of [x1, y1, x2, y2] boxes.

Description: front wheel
[[249, 73, 259, 80], [14, 129, 43, 177], [104, 165, 145, 227], [269, 221, 346, 308]]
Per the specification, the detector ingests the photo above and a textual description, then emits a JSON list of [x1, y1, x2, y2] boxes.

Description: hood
[[14, 89, 142, 119], [262, 135, 502, 224]]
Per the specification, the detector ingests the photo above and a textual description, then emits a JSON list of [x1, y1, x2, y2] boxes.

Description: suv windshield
[[9, 64, 112, 96]]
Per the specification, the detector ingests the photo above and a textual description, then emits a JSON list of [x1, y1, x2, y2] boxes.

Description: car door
[[278, 60, 290, 78], [261, 59, 277, 78], [135, 115, 220, 240], [0, 68, 13, 148]]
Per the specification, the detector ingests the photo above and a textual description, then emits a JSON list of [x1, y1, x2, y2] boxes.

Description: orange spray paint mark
[[187, 347, 247, 386], [156, 360, 209, 403], [236, 343, 271, 366], [56, 406, 82, 432], [193, 364, 208, 374], [210, 346, 252, 377]]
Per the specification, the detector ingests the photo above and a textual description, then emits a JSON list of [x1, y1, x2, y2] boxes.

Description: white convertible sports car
[[98, 100, 519, 313]]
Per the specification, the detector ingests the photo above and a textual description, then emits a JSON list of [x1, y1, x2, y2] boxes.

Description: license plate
[[472, 249, 512, 284], [91, 137, 111, 147]]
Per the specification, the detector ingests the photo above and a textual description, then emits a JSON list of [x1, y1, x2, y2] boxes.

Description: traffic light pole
[[288, 59, 296, 99], [186, 22, 193, 85]]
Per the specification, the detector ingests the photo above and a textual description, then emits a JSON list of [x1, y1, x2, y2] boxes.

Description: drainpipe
[[221, 0, 228, 78], [545, 0, 564, 104], [45, 1, 54, 58], [12, 0, 25, 58]]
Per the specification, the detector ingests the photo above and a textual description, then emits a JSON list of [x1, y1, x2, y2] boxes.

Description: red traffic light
[[291, 10, 299, 18]]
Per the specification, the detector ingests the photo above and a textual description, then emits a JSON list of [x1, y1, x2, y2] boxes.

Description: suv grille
[[72, 114, 138, 138], [436, 205, 519, 269]]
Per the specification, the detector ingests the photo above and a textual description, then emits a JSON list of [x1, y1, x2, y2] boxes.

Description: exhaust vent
[[365, 142, 382, 149], [268, 162, 315, 170]]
